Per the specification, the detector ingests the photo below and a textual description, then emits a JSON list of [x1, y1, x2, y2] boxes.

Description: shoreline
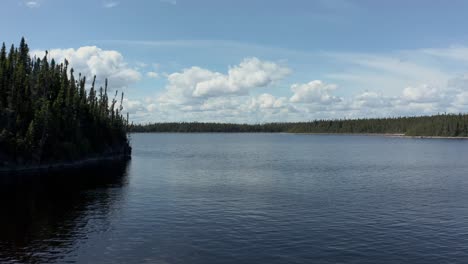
[[388, 135, 468, 139], [131, 131, 468, 139], [0, 153, 131, 174], [290, 133, 468, 139]]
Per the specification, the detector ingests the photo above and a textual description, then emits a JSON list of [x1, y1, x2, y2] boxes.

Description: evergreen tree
[[0, 38, 131, 167], [0, 43, 6, 108]]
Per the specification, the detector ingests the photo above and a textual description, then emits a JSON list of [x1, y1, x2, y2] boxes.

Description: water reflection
[[0, 161, 130, 264]]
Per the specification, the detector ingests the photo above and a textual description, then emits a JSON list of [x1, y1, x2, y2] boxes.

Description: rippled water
[[2, 134, 468, 263]]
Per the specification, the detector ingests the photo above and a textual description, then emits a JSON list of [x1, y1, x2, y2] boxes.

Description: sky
[[3, 0, 468, 123]]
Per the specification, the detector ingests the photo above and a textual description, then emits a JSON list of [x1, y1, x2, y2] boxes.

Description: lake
[[1, 133, 468, 263]]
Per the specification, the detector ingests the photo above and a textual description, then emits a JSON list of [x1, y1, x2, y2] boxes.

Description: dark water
[[2, 134, 468, 263]]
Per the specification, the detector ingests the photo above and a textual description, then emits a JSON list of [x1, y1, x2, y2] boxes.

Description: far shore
[[289, 132, 468, 139], [388, 135, 468, 139], [131, 131, 468, 139]]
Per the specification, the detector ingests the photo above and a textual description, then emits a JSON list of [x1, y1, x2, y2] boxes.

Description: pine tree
[[0, 43, 6, 108]]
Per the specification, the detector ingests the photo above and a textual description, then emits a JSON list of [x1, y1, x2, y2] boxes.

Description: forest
[[131, 114, 468, 137], [0, 38, 131, 167]]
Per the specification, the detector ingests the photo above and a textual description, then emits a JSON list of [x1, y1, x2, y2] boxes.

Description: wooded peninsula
[[0, 39, 131, 169], [131, 114, 468, 137]]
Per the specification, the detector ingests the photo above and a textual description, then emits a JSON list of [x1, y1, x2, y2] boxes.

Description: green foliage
[[0, 38, 131, 166], [131, 114, 468, 137]]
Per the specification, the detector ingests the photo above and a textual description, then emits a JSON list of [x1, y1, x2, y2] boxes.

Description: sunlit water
[[2, 133, 468, 263]]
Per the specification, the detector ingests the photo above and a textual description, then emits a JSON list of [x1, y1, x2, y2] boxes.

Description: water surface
[[1, 134, 468, 263]]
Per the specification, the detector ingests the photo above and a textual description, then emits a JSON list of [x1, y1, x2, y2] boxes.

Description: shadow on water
[[0, 160, 131, 264]]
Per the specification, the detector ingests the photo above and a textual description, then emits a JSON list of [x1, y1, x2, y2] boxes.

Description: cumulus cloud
[[197, 97, 245, 112], [123, 99, 144, 114], [285, 77, 468, 120], [290, 80, 340, 104], [453, 91, 468, 112], [401, 85, 440, 103], [146, 103, 159, 112], [138, 90, 295, 123], [32, 46, 141, 90], [192, 57, 290, 97], [158, 57, 290, 105], [158, 66, 217, 105], [250, 93, 287, 110], [348, 91, 392, 110], [130, 72, 468, 123], [345, 81, 468, 117], [196, 95, 292, 122]]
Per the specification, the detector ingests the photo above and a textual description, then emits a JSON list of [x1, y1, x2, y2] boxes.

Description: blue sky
[[3, 0, 468, 122]]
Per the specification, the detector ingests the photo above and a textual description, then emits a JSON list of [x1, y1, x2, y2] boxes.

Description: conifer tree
[[0, 38, 131, 166], [0, 43, 6, 108]]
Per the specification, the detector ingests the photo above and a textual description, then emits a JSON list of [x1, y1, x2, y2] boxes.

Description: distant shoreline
[[289, 133, 468, 139], [130, 114, 468, 136], [131, 131, 468, 139], [386, 134, 468, 139]]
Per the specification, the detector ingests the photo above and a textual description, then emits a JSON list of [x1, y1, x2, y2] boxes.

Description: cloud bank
[[30, 43, 468, 123]]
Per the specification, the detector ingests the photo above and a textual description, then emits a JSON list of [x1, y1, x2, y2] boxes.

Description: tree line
[[130, 114, 468, 137], [0, 38, 131, 166]]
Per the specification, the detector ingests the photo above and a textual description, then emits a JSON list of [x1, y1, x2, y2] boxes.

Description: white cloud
[[190, 95, 292, 122], [290, 80, 340, 104], [32, 46, 141, 90], [192, 57, 290, 97], [401, 85, 440, 103], [345, 82, 466, 117], [199, 97, 246, 112], [146, 103, 158, 112], [146, 71, 159, 78], [158, 57, 290, 105], [130, 73, 468, 123], [452, 92, 468, 114], [349, 91, 392, 110], [251, 93, 287, 109], [158, 66, 217, 105], [123, 99, 144, 114]]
